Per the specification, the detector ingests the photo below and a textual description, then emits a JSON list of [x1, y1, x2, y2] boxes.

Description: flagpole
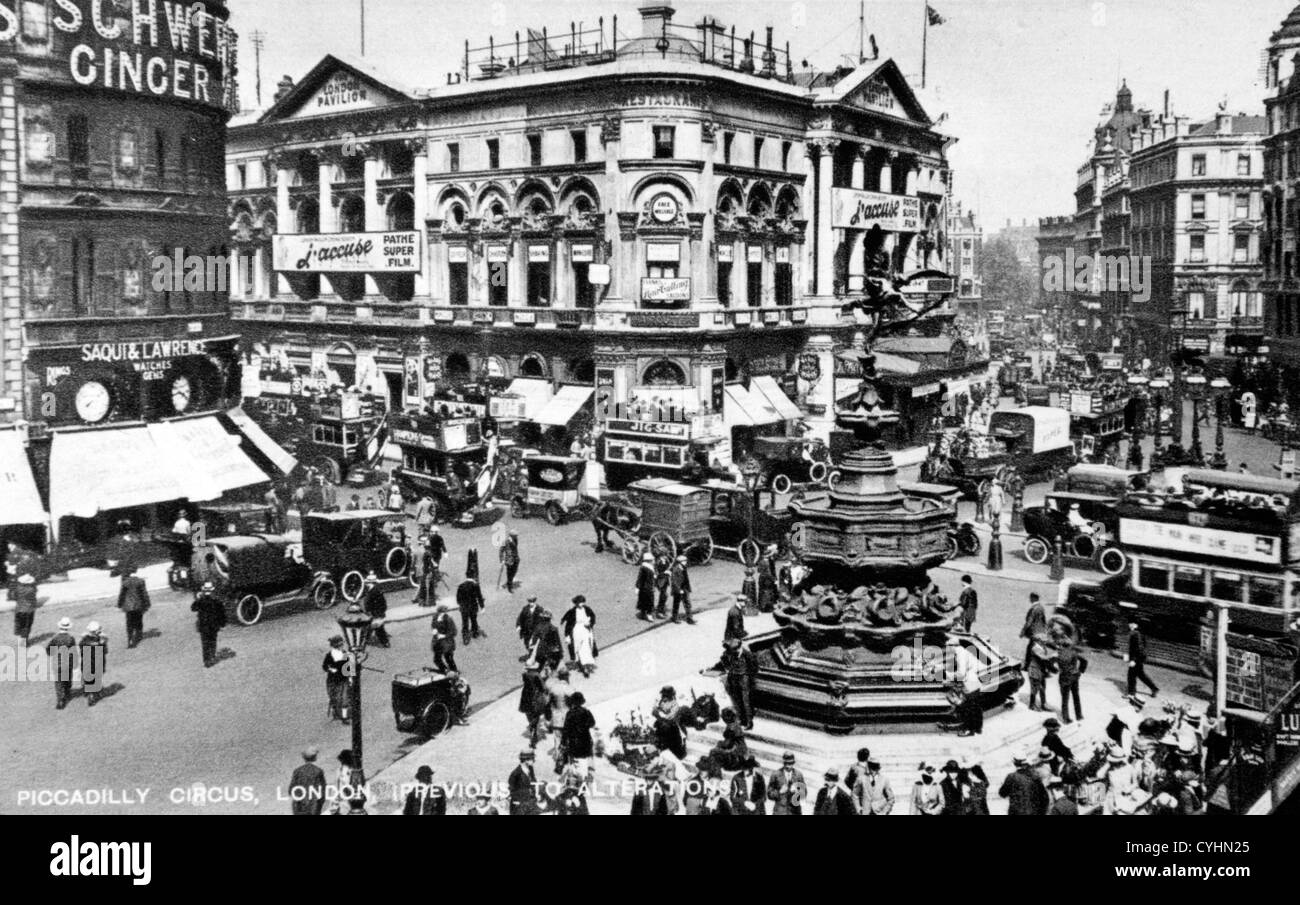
[[922, 3, 928, 89], [360, 0, 366, 57]]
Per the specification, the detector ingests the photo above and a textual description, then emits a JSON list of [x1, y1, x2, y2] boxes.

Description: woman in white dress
[[572, 605, 596, 678]]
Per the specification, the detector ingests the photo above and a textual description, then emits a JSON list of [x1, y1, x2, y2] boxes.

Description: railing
[[457, 18, 795, 84]]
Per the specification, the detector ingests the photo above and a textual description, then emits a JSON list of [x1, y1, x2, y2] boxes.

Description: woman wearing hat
[[11, 571, 45, 644], [79, 622, 108, 706], [1101, 745, 1139, 815], [323, 636, 350, 722], [565, 596, 598, 678], [910, 763, 944, 815], [651, 687, 688, 760]]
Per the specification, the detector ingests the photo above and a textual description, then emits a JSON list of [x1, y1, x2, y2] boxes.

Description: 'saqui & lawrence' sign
[[830, 189, 921, 233], [81, 339, 206, 363], [0, 0, 235, 110], [274, 232, 421, 273]]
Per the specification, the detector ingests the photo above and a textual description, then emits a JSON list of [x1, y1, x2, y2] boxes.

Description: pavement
[[0, 562, 172, 613], [364, 606, 1200, 816]]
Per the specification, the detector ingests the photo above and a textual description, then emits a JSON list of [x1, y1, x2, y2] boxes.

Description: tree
[[979, 236, 1036, 309]]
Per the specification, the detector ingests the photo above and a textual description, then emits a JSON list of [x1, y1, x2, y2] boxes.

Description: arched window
[[642, 359, 687, 387], [387, 193, 415, 231], [567, 358, 595, 383], [519, 355, 546, 378], [338, 196, 366, 233], [296, 198, 320, 234], [445, 353, 471, 382]]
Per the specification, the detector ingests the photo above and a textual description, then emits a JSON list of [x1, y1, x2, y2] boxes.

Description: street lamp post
[[1127, 374, 1149, 470], [337, 604, 374, 788], [1210, 376, 1231, 470], [1186, 371, 1207, 466], [1149, 376, 1170, 470]]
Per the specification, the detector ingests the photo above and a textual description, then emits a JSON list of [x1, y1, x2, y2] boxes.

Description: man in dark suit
[[670, 555, 695, 624], [634, 553, 657, 621], [47, 618, 78, 710], [630, 778, 673, 815], [456, 574, 485, 644], [721, 638, 759, 730], [724, 593, 747, 643], [499, 530, 520, 592], [191, 581, 227, 668], [289, 747, 326, 816], [360, 572, 391, 648], [999, 753, 1050, 816], [729, 757, 767, 815], [116, 564, 151, 648], [402, 765, 447, 815], [958, 574, 978, 632], [431, 603, 458, 672], [813, 770, 857, 815], [516, 596, 541, 660], [530, 610, 565, 673], [1126, 621, 1159, 700], [507, 750, 543, 815]]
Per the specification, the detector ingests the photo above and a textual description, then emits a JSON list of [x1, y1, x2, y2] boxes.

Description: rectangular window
[[1187, 291, 1205, 319], [447, 142, 460, 173], [72, 237, 94, 314], [722, 132, 734, 164], [781, 140, 792, 171], [1173, 566, 1205, 597], [1210, 571, 1244, 603], [753, 136, 764, 169], [1249, 577, 1283, 608], [486, 138, 500, 170], [487, 245, 508, 306], [647, 263, 679, 279], [527, 133, 542, 168], [68, 114, 90, 180], [1234, 233, 1250, 263], [1190, 234, 1206, 263], [1137, 560, 1171, 592], [775, 250, 793, 306], [746, 246, 763, 307], [717, 261, 732, 307], [1238, 153, 1252, 176], [447, 247, 469, 306], [573, 263, 594, 308], [653, 125, 675, 160], [118, 130, 138, 171], [571, 130, 587, 163], [1191, 195, 1206, 219], [1192, 154, 1207, 176], [526, 245, 551, 306], [21, 0, 48, 41], [1235, 193, 1250, 219], [235, 163, 246, 189]]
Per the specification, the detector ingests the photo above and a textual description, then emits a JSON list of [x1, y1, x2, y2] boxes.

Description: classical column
[[253, 245, 268, 299], [905, 163, 919, 196], [411, 142, 430, 299], [274, 153, 293, 295], [229, 254, 243, 301], [880, 151, 896, 195], [812, 139, 839, 297], [318, 151, 336, 233], [851, 145, 866, 190], [363, 146, 381, 298]]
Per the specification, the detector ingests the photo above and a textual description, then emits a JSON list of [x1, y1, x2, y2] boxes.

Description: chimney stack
[[638, 1, 676, 38]]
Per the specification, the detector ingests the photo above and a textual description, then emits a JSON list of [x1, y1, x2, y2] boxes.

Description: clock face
[[171, 375, 193, 413], [75, 381, 112, 424]]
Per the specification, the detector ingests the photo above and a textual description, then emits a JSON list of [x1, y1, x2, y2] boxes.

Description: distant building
[[1262, 4, 1300, 374], [948, 203, 981, 312]]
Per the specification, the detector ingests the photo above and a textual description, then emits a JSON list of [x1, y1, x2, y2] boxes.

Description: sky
[[228, 0, 1299, 233]]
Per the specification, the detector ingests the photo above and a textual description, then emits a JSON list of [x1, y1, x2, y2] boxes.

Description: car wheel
[[340, 570, 366, 602], [311, 577, 339, 610], [418, 701, 452, 739], [826, 469, 842, 489], [1024, 536, 1050, 565], [316, 457, 342, 485], [771, 473, 793, 495], [946, 534, 960, 559], [809, 461, 829, 484], [235, 594, 264, 626], [1098, 546, 1128, 576], [738, 538, 762, 568], [545, 502, 564, 526], [385, 546, 409, 579], [510, 497, 526, 519]]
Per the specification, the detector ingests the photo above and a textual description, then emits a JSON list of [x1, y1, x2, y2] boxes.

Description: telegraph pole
[[249, 30, 265, 107], [360, 0, 366, 57]]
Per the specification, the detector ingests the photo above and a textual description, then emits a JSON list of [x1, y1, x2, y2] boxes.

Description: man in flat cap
[[289, 747, 326, 816]]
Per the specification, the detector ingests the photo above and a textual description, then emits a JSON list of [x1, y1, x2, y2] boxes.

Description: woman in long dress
[[571, 605, 596, 677]]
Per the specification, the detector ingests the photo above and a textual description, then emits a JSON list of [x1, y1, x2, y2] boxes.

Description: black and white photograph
[[0, 0, 1295, 871]]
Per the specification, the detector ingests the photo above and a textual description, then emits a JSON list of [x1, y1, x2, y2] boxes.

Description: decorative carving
[[600, 116, 621, 145], [700, 121, 717, 143], [806, 137, 841, 157]]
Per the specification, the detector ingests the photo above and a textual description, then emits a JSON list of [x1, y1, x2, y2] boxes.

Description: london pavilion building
[[226, 1, 969, 471]]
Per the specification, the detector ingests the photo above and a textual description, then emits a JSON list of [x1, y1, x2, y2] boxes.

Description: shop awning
[[225, 407, 298, 475], [149, 416, 270, 499], [750, 376, 802, 422], [0, 429, 48, 526], [874, 352, 922, 376], [533, 385, 593, 427], [724, 383, 782, 429], [49, 426, 189, 521], [506, 378, 555, 419]]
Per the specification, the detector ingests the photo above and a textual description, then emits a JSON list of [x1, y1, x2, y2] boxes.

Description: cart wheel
[[510, 497, 526, 519], [317, 457, 342, 485], [947, 534, 960, 559], [738, 538, 762, 568], [235, 594, 264, 626], [340, 570, 366, 602], [1023, 536, 1051, 565], [959, 533, 982, 557], [826, 469, 842, 489], [1098, 546, 1128, 576], [808, 461, 829, 485], [620, 538, 643, 565], [693, 537, 715, 566], [545, 502, 565, 526], [311, 577, 339, 610], [650, 532, 676, 560], [385, 546, 409, 579], [418, 701, 452, 739], [771, 473, 793, 495]]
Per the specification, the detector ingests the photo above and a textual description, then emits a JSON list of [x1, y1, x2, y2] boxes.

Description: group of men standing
[[634, 553, 694, 623]]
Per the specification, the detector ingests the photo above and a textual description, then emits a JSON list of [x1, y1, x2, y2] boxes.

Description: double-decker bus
[[1063, 469, 1300, 715]]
